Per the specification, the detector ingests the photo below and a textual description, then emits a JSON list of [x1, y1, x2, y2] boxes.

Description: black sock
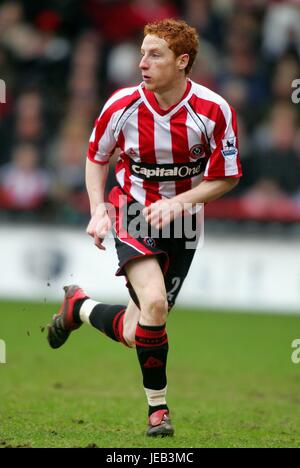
[[73, 299, 86, 324], [148, 404, 169, 417], [135, 322, 169, 414], [74, 300, 128, 346]]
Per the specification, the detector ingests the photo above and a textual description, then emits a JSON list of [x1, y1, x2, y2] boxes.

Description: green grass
[[0, 301, 300, 448]]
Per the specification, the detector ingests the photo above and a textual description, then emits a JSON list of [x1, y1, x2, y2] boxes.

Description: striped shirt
[[88, 79, 242, 206]]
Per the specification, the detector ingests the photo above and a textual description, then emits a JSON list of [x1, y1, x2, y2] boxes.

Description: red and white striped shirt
[[88, 79, 242, 206]]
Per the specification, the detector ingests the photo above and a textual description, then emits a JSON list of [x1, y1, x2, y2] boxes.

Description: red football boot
[[47, 285, 89, 349], [146, 409, 174, 437]]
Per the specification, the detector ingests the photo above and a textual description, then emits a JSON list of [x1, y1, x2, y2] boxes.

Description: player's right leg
[[47, 285, 89, 349], [122, 298, 141, 347], [47, 286, 140, 349]]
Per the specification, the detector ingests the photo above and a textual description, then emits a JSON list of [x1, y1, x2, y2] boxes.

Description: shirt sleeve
[[203, 102, 242, 180], [87, 104, 117, 165]]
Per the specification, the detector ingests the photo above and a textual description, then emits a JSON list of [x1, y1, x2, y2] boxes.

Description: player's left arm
[[174, 176, 240, 205], [143, 102, 242, 229], [179, 100, 242, 205], [143, 177, 240, 229]]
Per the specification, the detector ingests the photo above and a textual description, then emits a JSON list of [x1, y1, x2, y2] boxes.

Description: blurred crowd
[[0, 0, 300, 224]]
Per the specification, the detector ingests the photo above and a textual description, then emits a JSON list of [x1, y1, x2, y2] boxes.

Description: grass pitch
[[0, 301, 300, 448]]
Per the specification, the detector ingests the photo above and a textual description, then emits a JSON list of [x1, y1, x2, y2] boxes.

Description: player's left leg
[[125, 256, 174, 437]]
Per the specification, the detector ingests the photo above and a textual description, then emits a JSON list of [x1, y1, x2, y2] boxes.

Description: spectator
[[246, 102, 300, 196], [262, 1, 300, 59], [0, 143, 51, 212], [0, 0, 299, 223]]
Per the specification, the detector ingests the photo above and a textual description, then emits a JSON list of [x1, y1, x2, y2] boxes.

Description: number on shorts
[[167, 277, 181, 303]]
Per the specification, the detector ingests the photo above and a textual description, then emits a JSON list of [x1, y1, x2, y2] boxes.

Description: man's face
[[139, 35, 184, 92]]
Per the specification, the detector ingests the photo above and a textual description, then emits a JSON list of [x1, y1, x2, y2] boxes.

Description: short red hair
[[144, 19, 199, 75]]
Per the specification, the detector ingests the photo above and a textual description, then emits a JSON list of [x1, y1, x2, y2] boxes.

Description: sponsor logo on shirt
[[130, 159, 207, 182], [221, 137, 238, 158]]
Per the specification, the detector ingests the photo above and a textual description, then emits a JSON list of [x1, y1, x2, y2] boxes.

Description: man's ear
[[177, 54, 189, 71]]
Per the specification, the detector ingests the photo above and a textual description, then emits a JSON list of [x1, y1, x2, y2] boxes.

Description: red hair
[[144, 19, 199, 75]]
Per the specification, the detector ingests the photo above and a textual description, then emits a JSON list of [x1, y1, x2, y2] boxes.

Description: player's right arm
[[85, 97, 118, 250], [85, 87, 140, 248], [85, 159, 111, 250]]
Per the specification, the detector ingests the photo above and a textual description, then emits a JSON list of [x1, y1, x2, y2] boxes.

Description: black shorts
[[108, 186, 200, 310]]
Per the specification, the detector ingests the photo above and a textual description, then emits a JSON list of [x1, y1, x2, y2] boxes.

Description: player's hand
[[142, 198, 184, 230], [86, 203, 112, 250]]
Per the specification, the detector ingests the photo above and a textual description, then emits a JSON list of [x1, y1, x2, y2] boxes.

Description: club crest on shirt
[[221, 138, 238, 158], [190, 144, 205, 160]]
